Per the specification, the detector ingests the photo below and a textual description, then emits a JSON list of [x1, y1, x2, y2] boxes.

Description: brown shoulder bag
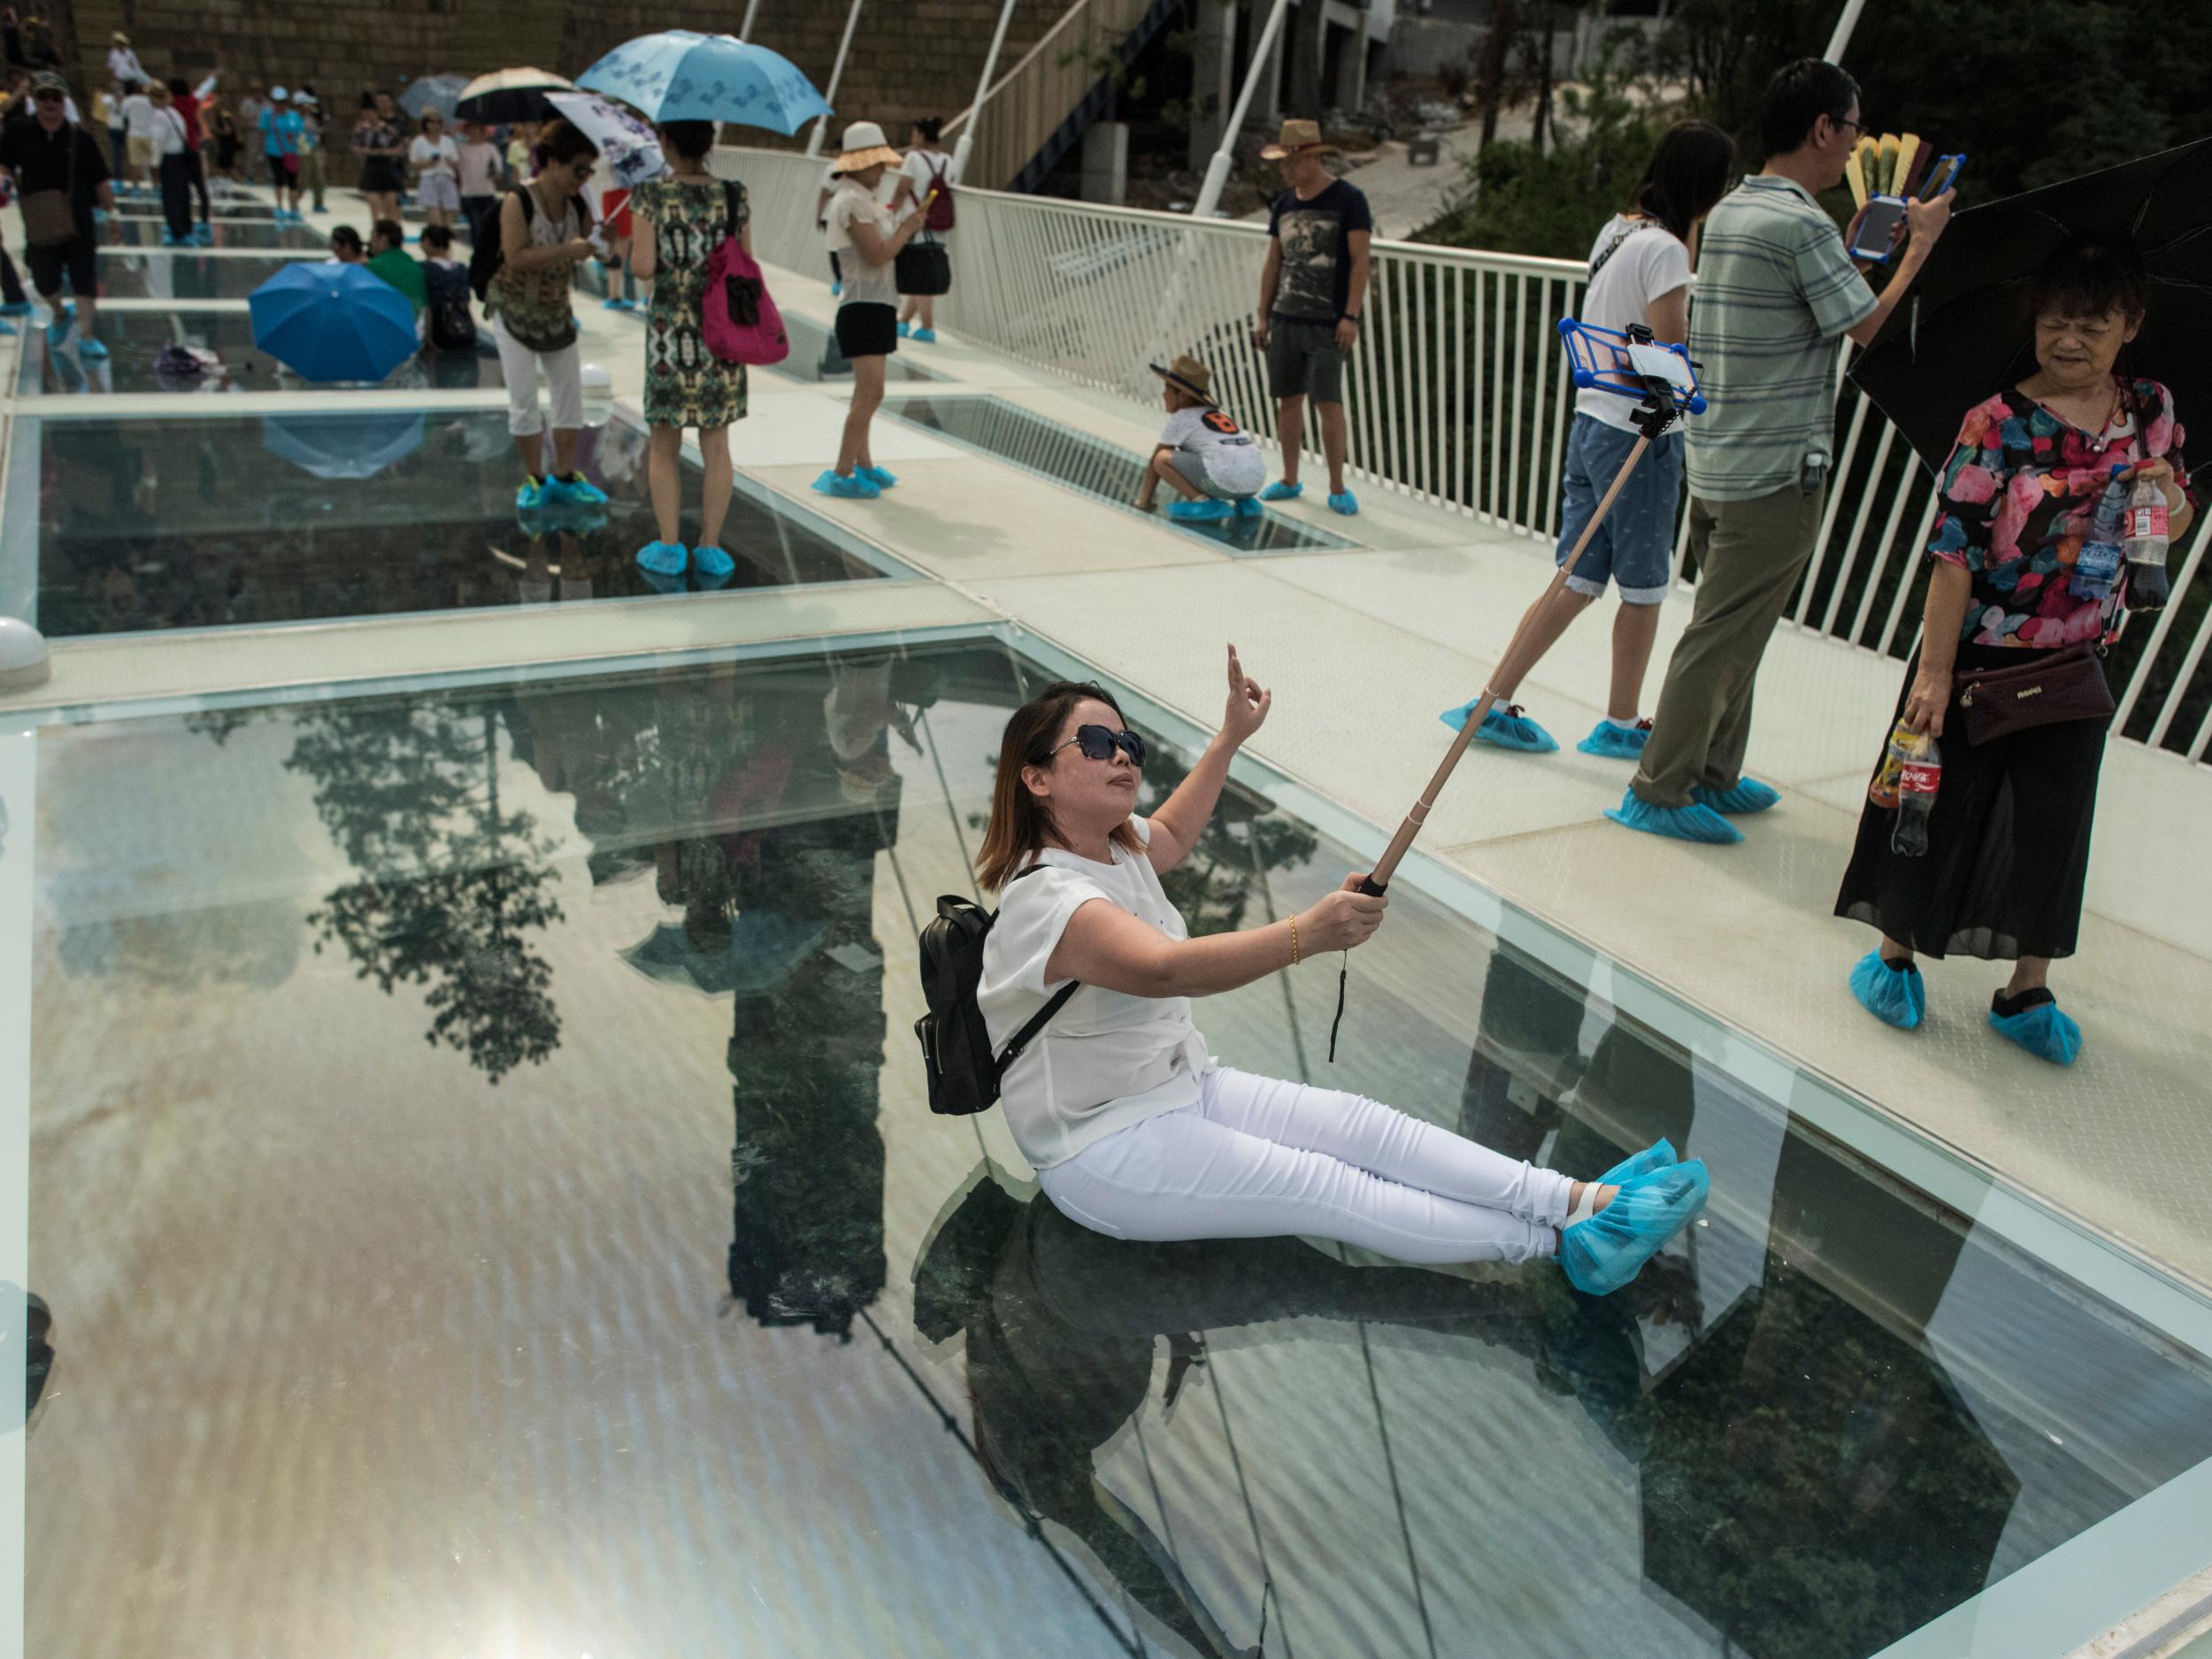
[[1952, 643, 2114, 744]]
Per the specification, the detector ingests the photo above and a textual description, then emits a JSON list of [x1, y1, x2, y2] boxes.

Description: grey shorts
[[1167, 449, 1246, 501], [1265, 316, 1344, 404]]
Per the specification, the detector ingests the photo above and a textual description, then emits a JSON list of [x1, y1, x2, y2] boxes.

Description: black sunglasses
[[1050, 724, 1146, 766]]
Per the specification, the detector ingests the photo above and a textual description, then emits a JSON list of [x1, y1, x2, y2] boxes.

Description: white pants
[[490, 316, 582, 437], [1036, 1068, 1571, 1266]]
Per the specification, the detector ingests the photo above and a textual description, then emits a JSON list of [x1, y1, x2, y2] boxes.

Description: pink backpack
[[701, 181, 789, 366]]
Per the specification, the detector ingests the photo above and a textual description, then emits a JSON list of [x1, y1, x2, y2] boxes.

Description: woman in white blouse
[[973, 646, 1708, 1294]]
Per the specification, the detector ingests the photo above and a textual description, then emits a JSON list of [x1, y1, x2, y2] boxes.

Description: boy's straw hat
[[1259, 118, 1340, 160], [831, 120, 903, 173], [1148, 355, 1216, 404]]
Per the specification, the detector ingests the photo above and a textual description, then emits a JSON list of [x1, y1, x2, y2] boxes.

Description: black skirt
[[1833, 642, 2112, 962]]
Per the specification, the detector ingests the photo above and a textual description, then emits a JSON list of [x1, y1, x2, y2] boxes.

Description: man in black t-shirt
[[1251, 119, 1371, 516], [0, 71, 113, 353]]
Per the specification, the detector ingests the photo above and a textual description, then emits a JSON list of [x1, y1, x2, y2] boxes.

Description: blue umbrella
[[576, 30, 833, 133], [248, 264, 419, 383], [398, 73, 469, 123], [261, 410, 426, 480]]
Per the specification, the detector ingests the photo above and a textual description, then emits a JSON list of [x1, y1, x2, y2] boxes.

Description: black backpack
[[424, 258, 476, 350], [915, 865, 1079, 1115], [467, 185, 534, 303]]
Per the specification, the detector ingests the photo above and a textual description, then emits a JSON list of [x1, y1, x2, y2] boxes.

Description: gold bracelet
[[1289, 914, 1300, 967]]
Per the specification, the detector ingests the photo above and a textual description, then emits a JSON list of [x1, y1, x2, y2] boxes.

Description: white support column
[[1191, 0, 1294, 219], [947, 0, 1021, 188], [738, 0, 761, 43], [803, 0, 866, 158], [0, 722, 34, 1659], [1824, 0, 1868, 62]]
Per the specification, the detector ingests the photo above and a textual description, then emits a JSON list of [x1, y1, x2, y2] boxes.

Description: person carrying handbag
[[1835, 239, 2197, 1064], [0, 71, 113, 356]]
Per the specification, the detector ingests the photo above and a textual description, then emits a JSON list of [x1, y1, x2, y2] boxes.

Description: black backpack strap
[[991, 863, 1078, 1077], [724, 179, 740, 239]]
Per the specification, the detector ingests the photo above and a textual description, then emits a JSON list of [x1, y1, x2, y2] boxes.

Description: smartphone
[[1919, 152, 1965, 199], [1624, 341, 1696, 394], [1848, 196, 1909, 263]]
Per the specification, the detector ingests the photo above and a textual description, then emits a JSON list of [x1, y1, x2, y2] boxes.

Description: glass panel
[[770, 313, 943, 384], [107, 199, 288, 219], [94, 251, 324, 301], [19, 308, 503, 397], [19, 637, 2212, 1657], [21, 410, 896, 637], [102, 218, 329, 250], [889, 394, 1357, 556]]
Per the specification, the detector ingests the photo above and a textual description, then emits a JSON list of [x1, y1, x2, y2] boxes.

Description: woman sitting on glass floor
[[974, 646, 1709, 1293]]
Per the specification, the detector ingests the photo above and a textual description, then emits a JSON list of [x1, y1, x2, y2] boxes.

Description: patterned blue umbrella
[[248, 263, 419, 383], [576, 30, 833, 133], [261, 410, 426, 480]]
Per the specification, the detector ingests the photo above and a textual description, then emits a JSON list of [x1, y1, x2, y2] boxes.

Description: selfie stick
[[1357, 322, 1703, 901]]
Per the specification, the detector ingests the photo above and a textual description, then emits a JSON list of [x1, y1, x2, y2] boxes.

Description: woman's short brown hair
[[975, 680, 1144, 890]]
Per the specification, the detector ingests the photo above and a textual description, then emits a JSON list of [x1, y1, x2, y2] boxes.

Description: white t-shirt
[[410, 134, 458, 180], [150, 105, 188, 157], [979, 815, 1217, 1170], [1575, 214, 1694, 433], [121, 92, 157, 139], [825, 177, 898, 310], [1159, 403, 1268, 495], [900, 149, 949, 211]]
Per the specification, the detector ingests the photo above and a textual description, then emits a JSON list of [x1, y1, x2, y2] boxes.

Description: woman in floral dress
[[1836, 241, 2195, 1064], [629, 119, 749, 587]]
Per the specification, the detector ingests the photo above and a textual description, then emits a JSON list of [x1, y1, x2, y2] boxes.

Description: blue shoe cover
[[0, 319, 12, 335], [831, 281, 841, 297], [1692, 777, 1781, 814], [895, 320, 911, 338], [811, 468, 880, 500], [1327, 489, 1359, 515], [1604, 788, 1743, 844], [1989, 994, 2081, 1065], [636, 541, 688, 577], [1562, 1160, 1709, 1295], [0, 302, 30, 317], [1259, 480, 1302, 502], [1442, 701, 1558, 753], [515, 477, 546, 511], [1577, 719, 1650, 760], [1848, 949, 1924, 1030], [78, 337, 108, 359], [1232, 495, 1263, 518], [44, 318, 71, 349], [1166, 498, 1233, 522], [1595, 1138, 1676, 1187], [541, 472, 607, 506], [691, 545, 736, 588], [858, 465, 897, 489], [910, 326, 937, 343]]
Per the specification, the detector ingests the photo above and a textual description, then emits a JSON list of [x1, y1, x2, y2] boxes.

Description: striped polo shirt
[[1685, 174, 1878, 502]]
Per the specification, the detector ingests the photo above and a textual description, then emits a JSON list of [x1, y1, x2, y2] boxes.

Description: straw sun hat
[[1148, 355, 1217, 405], [831, 120, 903, 173], [1259, 118, 1340, 160]]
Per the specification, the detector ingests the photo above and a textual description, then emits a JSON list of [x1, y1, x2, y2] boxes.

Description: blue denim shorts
[[1554, 412, 1685, 604]]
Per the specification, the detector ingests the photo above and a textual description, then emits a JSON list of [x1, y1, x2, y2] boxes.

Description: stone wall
[[59, 0, 1066, 178]]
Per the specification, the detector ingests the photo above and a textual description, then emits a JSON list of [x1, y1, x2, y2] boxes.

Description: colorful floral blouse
[[1927, 376, 2193, 649]]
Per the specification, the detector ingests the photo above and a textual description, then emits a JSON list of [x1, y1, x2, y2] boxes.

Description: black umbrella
[[1850, 137, 2212, 475]]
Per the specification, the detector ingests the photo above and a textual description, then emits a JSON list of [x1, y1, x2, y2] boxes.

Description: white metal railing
[[712, 145, 2212, 764]]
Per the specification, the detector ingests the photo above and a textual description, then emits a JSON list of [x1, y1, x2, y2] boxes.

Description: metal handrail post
[[947, 0, 1021, 187], [803, 0, 866, 158]]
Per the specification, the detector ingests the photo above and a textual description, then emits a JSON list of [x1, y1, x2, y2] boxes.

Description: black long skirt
[[1833, 642, 2112, 962]]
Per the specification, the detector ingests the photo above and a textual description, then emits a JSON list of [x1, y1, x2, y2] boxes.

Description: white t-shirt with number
[[1576, 214, 1694, 433], [979, 815, 1217, 1170], [1160, 403, 1268, 496]]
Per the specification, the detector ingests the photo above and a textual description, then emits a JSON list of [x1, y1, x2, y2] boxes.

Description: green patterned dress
[[635, 175, 749, 429]]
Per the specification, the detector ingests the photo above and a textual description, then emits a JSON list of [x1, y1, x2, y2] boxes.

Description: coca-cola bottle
[[1891, 733, 1941, 857], [2123, 470, 2171, 612]]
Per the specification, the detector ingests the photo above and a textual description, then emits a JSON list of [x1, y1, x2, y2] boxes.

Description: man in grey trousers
[[1610, 58, 1951, 844]]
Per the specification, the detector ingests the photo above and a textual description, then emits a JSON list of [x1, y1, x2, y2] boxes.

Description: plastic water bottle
[[1891, 733, 1940, 858], [2070, 465, 2129, 600], [2123, 471, 2171, 612], [1867, 718, 1914, 809]]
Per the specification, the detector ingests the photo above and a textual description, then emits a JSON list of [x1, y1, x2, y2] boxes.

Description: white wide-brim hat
[[832, 119, 902, 174]]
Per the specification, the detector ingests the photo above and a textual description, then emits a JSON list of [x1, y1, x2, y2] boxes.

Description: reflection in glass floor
[[889, 394, 1357, 556], [105, 196, 289, 220], [94, 250, 323, 301], [769, 311, 943, 384], [104, 217, 328, 250], [18, 307, 503, 396], [19, 634, 2212, 1658], [16, 409, 902, 637]]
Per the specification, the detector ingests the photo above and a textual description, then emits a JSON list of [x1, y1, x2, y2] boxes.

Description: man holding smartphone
[[1613, 58, 1954, 844]]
